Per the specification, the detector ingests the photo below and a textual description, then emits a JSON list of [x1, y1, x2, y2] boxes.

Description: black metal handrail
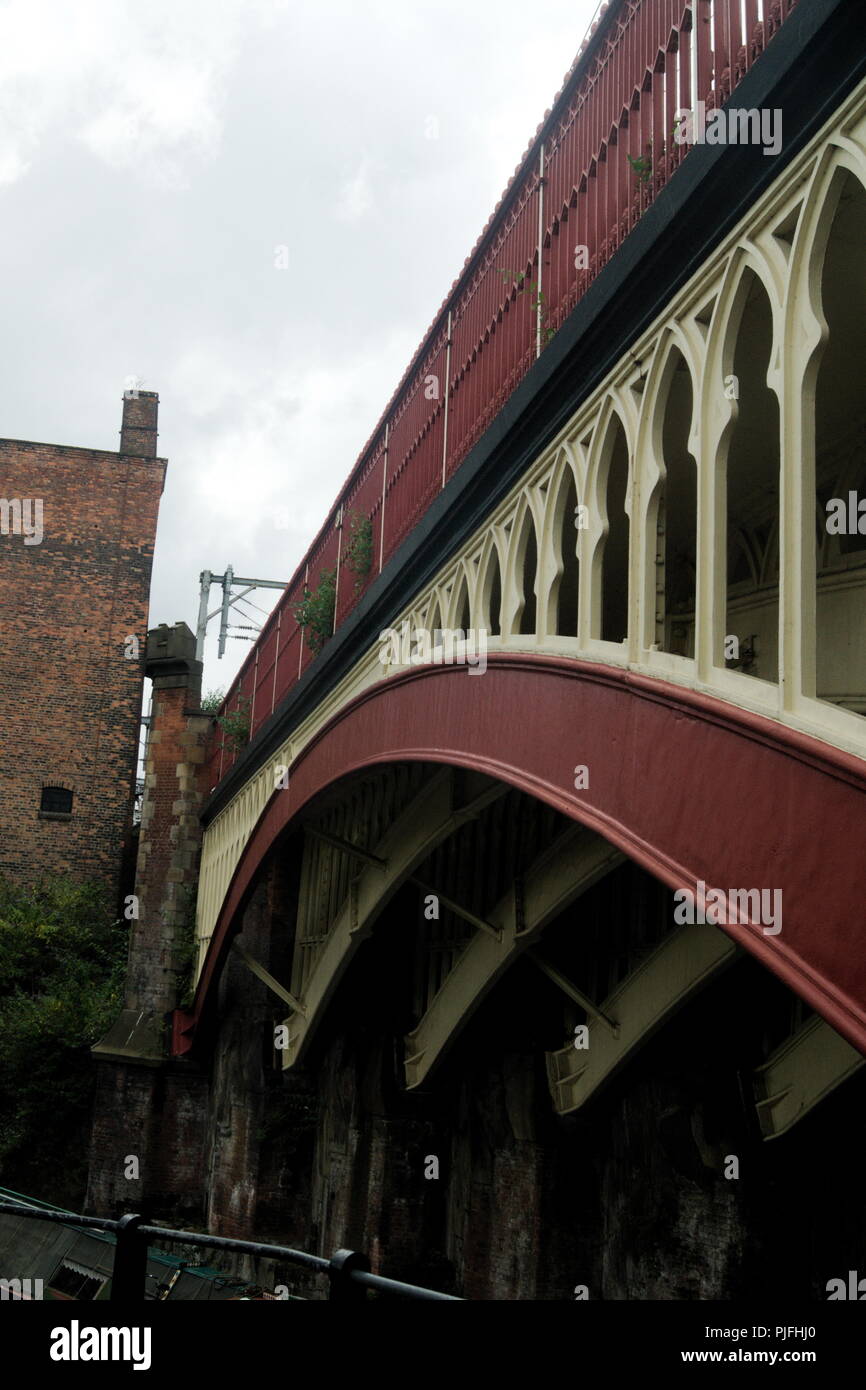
[[0, 1200, 461, 1301]]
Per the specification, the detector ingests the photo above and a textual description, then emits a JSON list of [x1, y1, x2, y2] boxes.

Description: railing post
[[270, 605, 281, 714], [328, 1248, 370, 1302], [298, 562, 309, 678], [111, 1214, 148, 1302], [333, 505, 344, 633], [441, 310, 452, 488], [536, 142, 545, 358], [378, 424, 389, 573]]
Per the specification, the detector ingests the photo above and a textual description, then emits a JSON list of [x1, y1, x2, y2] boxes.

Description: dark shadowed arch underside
[[177, 655, 866, 1059]]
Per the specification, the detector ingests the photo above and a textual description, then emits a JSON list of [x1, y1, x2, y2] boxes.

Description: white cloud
[[336, 156, 375, 223], [0, 0, 600, 692], [79, 67, 223, 189], [0, 0, 244, 190], [167, 326, 415, 544]]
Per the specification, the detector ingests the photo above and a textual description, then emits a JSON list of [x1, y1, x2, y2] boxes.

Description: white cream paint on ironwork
[[278, 769, 505, 1069], [403, 825, 624, 1089], [753, 1014, 865, 1140], [546, 923, 740, 1114]]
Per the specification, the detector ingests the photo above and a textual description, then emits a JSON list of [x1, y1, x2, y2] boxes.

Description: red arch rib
[[177, 656, 866, 1059]]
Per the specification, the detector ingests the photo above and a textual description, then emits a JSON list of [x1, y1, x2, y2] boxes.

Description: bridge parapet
[[195, 68, 866, 982], [205, 0, 802, 791]]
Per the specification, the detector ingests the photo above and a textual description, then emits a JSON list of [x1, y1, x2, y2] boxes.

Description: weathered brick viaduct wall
[[97, 837, 866, 1298], [0, 392, 165, 905], [200, 883, 866, 1301]]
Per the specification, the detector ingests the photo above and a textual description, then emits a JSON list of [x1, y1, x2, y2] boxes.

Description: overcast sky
[[1, 0, 598, 697]]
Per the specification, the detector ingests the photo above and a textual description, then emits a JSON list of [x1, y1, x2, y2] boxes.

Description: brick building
[[0, 392, 166, 906]]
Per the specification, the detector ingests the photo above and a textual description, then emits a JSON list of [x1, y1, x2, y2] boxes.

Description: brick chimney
[[120, 389, 159, 457]]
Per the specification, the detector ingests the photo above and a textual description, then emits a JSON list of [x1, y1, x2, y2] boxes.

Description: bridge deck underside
[[180, 657, 866, 1131]]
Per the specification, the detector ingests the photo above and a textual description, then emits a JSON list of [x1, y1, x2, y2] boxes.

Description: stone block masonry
[[125, 622, 211, 1021], [87, 622, 213, 1218], [0, 392, 165, 906]]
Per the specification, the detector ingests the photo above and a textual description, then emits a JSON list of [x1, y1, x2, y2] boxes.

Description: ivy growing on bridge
[[294, 568, 337, 654], [497, 268, 556, 344], [342, 512, 373, 592], [216, 697, 250, 753], [200, 688, 226, 715]]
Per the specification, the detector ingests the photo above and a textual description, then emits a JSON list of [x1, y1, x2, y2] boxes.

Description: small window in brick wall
[[40, 786, 73, 817]]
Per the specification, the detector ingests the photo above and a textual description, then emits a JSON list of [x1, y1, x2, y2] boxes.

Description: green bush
[[217, 698, 250, 752], [200, 688, 226, 715], [0, 878, 127, 1207], [293, 568, 337, 654], [343, 513, 373, 591]]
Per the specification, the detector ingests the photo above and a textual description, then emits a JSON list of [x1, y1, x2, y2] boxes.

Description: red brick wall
[[0, 393, 165, 904]]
